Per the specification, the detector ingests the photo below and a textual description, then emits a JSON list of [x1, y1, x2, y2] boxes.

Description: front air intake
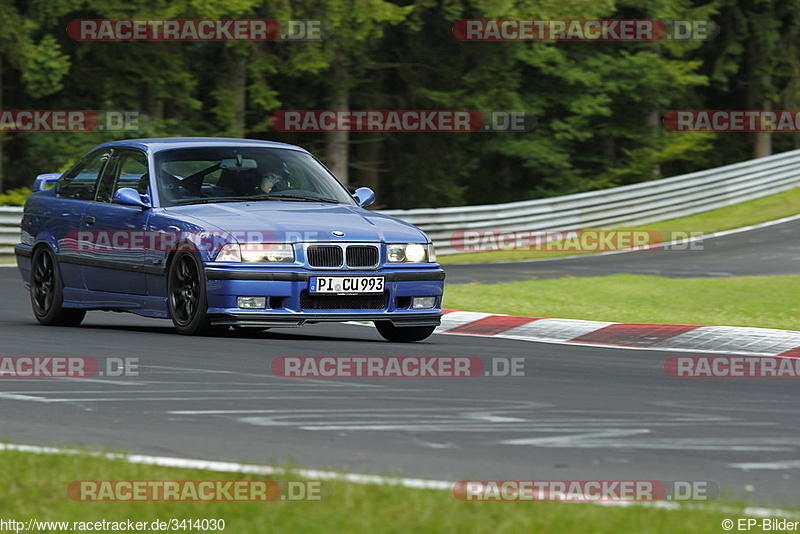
[[346, 245, 379, 268], [307, 245, 344, 268]]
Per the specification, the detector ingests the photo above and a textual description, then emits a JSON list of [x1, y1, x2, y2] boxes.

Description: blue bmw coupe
[[15, 138, 444, 342]]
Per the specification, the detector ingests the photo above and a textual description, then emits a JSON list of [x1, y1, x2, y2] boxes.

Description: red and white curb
[[436, 310, 800, 357]]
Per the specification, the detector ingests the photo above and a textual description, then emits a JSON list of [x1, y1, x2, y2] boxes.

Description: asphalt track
[[2, 264, 800, 507], [443, 217, 800, 283]]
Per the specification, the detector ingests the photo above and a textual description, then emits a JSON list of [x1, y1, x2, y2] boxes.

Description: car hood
[[163, 202, 428, 243]]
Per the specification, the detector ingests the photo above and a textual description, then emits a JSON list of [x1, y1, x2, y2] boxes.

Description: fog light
[[412, 297, 436, 309], [237, 296, 267, 309]]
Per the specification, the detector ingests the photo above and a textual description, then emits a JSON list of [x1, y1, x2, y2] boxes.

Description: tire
[[30, 246, 86, 327], [374, 321, 436, 343], [168, 251, 214, 335]]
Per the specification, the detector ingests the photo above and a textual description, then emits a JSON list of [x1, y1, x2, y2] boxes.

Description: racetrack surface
[[444, 217, 800, 284], [1, 268, 800, 507]]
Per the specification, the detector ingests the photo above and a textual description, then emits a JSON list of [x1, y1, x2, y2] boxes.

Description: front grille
[[307, 245, 343, 267], [346, 245, 379, 267], [300, 291, 389, 310]]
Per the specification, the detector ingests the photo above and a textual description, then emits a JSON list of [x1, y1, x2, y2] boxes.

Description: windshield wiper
[[172, 194, 341, 206], [251, 194, 341, 204], [171, 197, 254, 206]]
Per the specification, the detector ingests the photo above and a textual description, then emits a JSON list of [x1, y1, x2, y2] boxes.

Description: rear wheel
[[374, 321, 436, 343], [168, 251, 214, 335], [30, 246, 85, 327]]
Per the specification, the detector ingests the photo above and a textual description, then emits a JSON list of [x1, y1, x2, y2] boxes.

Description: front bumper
[[204, 266, 445, 327]]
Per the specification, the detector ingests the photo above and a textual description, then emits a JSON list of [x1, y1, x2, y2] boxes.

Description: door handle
[[84, 216, 96, 225]]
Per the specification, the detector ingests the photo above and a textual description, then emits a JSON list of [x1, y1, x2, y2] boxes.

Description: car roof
[[94, 137, 309, 154]]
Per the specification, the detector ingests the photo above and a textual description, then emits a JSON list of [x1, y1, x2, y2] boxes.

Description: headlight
[[387, 243, 436, 263], [215, 244, 242, 262], [405, 243, 426, 262], [215, 243, 294, 263]]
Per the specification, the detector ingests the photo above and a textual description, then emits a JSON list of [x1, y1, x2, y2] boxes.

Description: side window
[[57, 151, 110, 201], [95, 149, 149, 203]]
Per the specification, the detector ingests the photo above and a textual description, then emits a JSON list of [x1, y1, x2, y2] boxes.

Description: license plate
[[310, 276, 384, 294]]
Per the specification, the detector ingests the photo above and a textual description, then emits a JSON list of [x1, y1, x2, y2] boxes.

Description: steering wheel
[[260, 172, 290, 194]]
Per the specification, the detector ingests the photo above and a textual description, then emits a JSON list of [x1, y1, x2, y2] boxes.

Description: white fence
[[2, 149, 800, 260], [381, 148, 800, 255], [0, 207, 20, 261]]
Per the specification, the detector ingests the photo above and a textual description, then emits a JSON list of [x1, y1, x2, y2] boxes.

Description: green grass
[[0, 449, 768, 533], [444, 274, 800, 331], [439, 186, 800, 264]]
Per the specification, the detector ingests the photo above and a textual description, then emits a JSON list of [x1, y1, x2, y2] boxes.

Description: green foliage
[[0, 187, 32, 206], [0, 0, 795, 208], [21, 35, 71, 98]]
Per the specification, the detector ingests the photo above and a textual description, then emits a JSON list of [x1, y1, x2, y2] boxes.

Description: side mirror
[[353, 187, 375, 207], [113, 187, 150, 209], [32, 173, 62, 192]]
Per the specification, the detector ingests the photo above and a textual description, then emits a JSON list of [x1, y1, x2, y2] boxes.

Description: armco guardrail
[[382, 148, 800, 255], [0, 207, 20, 261], [1, 149, 800, 261]]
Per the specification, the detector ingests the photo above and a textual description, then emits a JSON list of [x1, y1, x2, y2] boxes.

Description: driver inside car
[[258, 170, 288, 194]]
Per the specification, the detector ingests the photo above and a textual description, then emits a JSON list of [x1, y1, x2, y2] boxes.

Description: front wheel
[[374, 321, 436, 343], [168, 251, 214, 335], [30, 246, 86, 327]]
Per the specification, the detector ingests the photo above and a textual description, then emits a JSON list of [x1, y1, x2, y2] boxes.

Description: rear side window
[[57, 150, 111, 201]]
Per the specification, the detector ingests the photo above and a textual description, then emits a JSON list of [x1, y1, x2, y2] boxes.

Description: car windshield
[[154, 147, 356, 207]]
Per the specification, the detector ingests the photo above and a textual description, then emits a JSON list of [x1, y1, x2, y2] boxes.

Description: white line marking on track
[[0, 442, 452, 489], [146, 365, 392, 388], [446, 213, 800, 265], [59, 377, 149, 386], [147, 365, 235, 374], [0, 392, 57, 403], [0, 442, 793, 517], [169, 406, 502, 415], [0, 395, 352, 403], [729, 460, 800, 470], [501, 434, 799, 452], [412, 438, 458, 450]]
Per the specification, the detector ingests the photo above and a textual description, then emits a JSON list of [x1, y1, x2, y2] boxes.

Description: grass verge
[[443, 274, 800, 331], [438, 186, 800, 264], [0, 449, 763, 533]]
